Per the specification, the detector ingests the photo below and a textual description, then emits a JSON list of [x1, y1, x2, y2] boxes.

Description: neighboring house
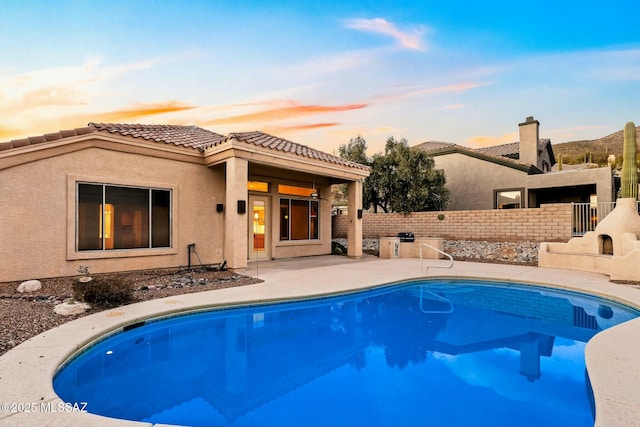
[[0, 123, 369, 283], [415, 116, 615, 211]]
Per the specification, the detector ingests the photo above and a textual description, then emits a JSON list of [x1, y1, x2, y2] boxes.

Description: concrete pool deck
[[1, 256, 639, 426]]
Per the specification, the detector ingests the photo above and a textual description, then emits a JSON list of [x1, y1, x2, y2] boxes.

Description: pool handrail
[[419, 286, 454, 314], [420, 242, 454, 273]]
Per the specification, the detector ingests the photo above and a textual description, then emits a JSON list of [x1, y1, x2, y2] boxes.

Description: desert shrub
[[72, 277, 133, 307], [332, 241, 347, 255]]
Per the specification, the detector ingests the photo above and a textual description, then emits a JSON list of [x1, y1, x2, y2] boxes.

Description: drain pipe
[[187, 243, 195, 268]]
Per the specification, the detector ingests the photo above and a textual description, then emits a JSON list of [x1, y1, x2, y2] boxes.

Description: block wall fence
[[332, 203, 572, 243]]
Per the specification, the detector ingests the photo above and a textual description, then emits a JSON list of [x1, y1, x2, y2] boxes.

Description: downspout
[[187, 243, 195, 268]]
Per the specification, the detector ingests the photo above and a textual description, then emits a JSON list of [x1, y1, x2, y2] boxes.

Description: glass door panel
[[249, 197, 269, 260]]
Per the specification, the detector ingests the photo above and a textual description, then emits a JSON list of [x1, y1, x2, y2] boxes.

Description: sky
[[1, 0, 640, 155]]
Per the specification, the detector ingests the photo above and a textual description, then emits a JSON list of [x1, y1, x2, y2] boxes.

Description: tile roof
[[414, 141, 458, 152], [475, 141, 520, 158], [228, 131, 370, 170], [0, 124, 369, 171], [415, 138, 555, 174], [0, 126, 95, 151], [414, 140, 540, 173], [475, 139, 551, 159], [90, 123, 227, 150]]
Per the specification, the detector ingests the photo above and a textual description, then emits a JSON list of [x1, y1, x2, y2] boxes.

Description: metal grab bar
[[419, 242, 453, 273]]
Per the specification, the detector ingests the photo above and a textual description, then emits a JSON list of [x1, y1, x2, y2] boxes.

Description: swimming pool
[[53, 279, 640, 427]]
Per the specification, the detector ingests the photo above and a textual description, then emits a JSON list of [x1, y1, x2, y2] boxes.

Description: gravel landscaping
[[0, 268, 261, 357]]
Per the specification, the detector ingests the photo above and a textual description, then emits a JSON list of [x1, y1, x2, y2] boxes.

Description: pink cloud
[[265, 123, 339, 133], [374, 81, 489, 104], [203, 102, 367, 125], [345, 18, 427, 51]]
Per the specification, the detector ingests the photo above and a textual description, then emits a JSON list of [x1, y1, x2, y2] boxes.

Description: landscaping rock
[[54, 301, 91, 316], [333, 238, 539, 265], [17, 280, 42, 293]]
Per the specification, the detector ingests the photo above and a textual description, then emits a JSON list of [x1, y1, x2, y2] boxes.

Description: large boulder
[[17, 280, 42, 293], [54, 301, 91, 316]]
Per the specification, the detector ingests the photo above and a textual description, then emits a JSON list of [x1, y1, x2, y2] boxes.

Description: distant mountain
[[552, 125, 640, 167]]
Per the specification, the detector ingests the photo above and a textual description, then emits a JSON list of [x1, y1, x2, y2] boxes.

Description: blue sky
[[1, 0, 639, 154]]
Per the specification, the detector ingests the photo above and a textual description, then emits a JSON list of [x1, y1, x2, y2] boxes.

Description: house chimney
[[518, 116, 540, 168]]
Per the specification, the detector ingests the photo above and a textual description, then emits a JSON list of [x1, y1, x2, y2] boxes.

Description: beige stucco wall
[[527, 167, 614, 203], [432, 153, 528, 210], [432, 152, 613, 211], [0, 146, 226, 282]]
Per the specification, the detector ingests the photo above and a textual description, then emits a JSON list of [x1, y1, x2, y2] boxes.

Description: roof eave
[[426, 146, 540, 174]]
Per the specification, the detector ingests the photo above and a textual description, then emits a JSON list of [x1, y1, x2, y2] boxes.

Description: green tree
[[367, 137, 449, 213], [337, 135, 369, 164], [334, 136, 372, 207]]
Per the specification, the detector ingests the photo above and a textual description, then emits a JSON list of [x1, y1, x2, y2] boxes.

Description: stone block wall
[[332, 203, 572, 243]]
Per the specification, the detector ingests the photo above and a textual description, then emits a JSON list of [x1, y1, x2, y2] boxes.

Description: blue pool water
[[53, 280, 640, 427]]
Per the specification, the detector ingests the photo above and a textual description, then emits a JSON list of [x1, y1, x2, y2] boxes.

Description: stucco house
[[0, 123, 369, 283], [415, 117, 615, 211]]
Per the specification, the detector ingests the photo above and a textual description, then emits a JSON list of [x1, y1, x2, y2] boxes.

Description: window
[[77, 183, 171, 251], [248, 181, 269, 192], [495, 189, 523, 209], [278, 184, 316, 197], [280, 198, 319, 240]]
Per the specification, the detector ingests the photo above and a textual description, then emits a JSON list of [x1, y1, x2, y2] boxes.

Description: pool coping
[[1, 257, 639, 427]]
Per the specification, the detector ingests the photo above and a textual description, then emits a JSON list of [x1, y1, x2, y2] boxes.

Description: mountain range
[[552, 125, 640, 167]]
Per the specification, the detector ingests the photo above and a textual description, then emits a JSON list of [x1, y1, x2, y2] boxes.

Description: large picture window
[[77, 183, 171, 251], [495, 189, 524, 209], [280, 198, 319, 241]]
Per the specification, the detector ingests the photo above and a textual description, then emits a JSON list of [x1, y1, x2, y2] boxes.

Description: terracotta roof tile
[[1, 124, 369, 172], [89, 123, 226, 151], [44, 132, 63, 142], [228, 131, 369, 170], [11, 139, 30, 148], [0, 126, 97, 151], [28, 135, 46, 144]]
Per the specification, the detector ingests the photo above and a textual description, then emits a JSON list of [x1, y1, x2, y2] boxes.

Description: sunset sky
[[1, 0, 639, 154]]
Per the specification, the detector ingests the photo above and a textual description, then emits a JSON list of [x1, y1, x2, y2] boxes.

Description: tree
[[334, 136, 372, 207], [337, 135, 369, 164], [336, 135, 449, 213], [367, 137, 449, 213]]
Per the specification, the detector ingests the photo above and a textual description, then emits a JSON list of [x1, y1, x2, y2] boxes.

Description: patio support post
[[347, 180, 363, 258], [224, 156, 249, 269]]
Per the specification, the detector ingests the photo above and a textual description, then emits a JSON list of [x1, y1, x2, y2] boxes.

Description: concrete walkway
[[1, 256, 639, 426]]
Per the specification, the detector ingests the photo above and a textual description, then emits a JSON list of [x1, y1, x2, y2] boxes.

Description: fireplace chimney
[[519, 116, 540, 168]]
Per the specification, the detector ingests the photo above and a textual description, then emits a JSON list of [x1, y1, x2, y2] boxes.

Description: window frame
[[67, 175, 178, 260], [76, 182, 172, 252], [279, 197, 319, 241]]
